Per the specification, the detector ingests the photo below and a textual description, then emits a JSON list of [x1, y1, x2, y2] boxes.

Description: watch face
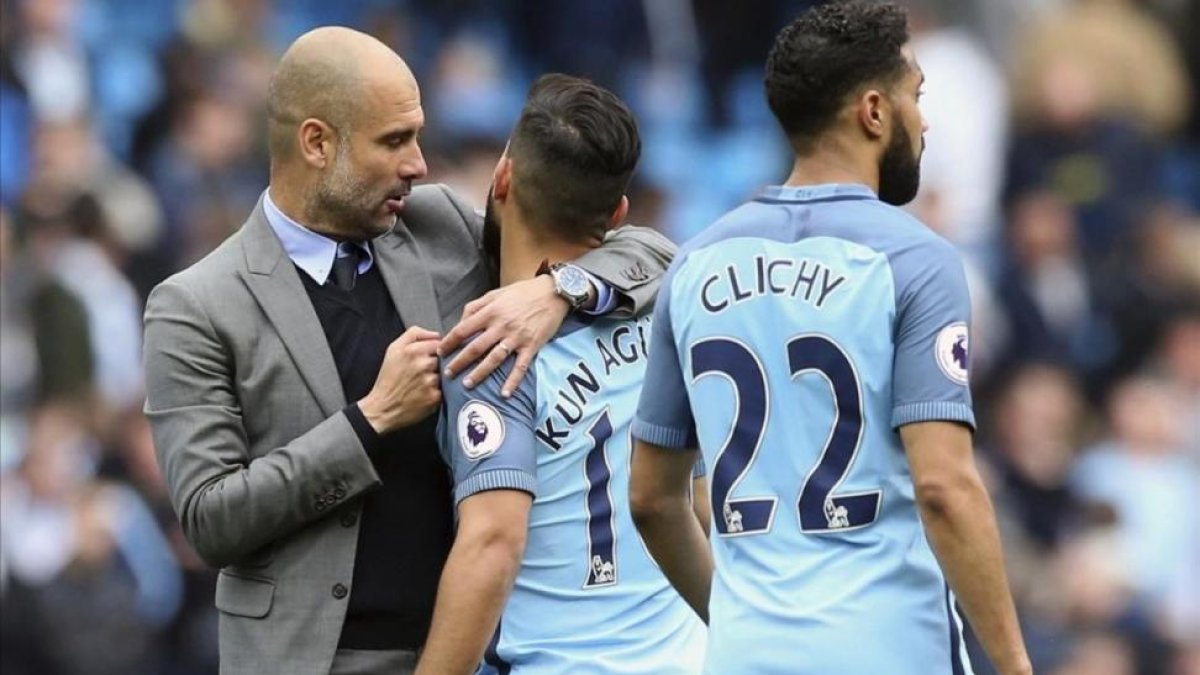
[[558, 265, 589, 296]]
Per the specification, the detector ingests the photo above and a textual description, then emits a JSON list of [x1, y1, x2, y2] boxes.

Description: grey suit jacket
[[142, 184, 675, 675]]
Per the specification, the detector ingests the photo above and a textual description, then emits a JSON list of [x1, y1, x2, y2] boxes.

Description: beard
[[482, 184, 502, 268], [877, 121, 922, 206], [311, 145, 396, 240]]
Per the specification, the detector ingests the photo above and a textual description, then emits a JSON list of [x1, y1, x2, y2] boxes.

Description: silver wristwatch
[[547, 263, 591, 310]]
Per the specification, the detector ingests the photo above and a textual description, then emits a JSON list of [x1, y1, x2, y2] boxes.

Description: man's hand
[[358, 326, 442, 434], [438, 275, 569, 397]]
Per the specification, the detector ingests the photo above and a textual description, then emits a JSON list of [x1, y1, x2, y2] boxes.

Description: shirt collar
[[755, 183, 877, 204], [262, 189, 374, 286]]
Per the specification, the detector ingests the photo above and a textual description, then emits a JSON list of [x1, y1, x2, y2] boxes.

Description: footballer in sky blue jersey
[[417, 74, 704, 675], [630, 3, 1031, 675]]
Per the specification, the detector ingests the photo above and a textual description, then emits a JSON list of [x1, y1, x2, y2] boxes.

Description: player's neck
[[498, 219, 593, 286], [783, 147, 879, 195]]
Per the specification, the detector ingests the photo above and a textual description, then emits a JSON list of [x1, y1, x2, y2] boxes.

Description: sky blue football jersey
[[633, 183, 976, 675], [439, 312, 706, 675]]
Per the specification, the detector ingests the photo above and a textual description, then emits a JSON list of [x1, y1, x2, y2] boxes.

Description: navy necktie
[[332, 242, 363, 291]]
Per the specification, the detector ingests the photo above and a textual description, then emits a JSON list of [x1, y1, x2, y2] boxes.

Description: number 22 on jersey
[[691, 335, 881, 536]]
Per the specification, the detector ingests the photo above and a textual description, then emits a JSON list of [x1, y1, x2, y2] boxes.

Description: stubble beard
[[310, 146, 393, 241]]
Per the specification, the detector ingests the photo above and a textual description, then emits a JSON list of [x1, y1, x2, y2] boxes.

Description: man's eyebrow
[[377, 126, 421, 142]]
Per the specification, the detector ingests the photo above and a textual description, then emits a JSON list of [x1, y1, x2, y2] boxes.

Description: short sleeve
[[890, 239, 976, 430], [438, 347, 539, 505], [632, 263, 698, 449]]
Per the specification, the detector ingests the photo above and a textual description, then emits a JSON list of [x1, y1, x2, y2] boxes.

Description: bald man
[[143, 27, 673, 675]]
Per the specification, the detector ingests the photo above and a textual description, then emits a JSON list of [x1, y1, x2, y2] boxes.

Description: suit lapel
[[238, 203, 345, 416], [373, 221, 442, 332]]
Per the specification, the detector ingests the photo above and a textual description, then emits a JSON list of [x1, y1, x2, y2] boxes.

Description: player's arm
[[902, 422, 1031, 675], [420, 345, 539, 675], [691, 476, 711, 536], [691, 459, 711, 536], [891, 237, 1030, 675], [417, 489, 532, 675], [630, 442, 713, 622]]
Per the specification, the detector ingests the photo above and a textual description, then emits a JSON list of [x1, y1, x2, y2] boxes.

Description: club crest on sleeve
[[457, 400, 505, 460], [935, 322, 970, 385]]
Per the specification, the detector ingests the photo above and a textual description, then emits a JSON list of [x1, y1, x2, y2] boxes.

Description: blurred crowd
[[0, 0, 1197, 673]]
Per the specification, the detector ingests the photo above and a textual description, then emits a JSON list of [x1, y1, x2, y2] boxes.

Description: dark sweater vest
[[298, 262, 453, 650]]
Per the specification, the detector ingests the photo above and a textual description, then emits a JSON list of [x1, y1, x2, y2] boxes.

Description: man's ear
[[298, 118, 336, 168], [607, 195, 629, 231], [857, 89, 888, 142], [493, 156, 513, 202]]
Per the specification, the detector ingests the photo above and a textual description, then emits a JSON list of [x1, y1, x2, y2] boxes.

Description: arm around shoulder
[[573, 224, 677, 317]]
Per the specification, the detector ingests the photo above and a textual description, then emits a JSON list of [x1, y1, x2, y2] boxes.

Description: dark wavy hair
[[508, 74, 641, 241], [765, 1, 910, 153]]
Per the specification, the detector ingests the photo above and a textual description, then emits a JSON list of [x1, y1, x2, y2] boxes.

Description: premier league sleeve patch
[[457, 400, 506, 461], [934, 322, 970, 385]]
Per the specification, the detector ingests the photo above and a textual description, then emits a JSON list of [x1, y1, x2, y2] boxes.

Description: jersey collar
[[755, 183, 878, 204]]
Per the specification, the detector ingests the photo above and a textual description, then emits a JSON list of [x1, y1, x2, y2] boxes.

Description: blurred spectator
[[0, 204, 93, 425], [993, 190, 1117, 385], [1071, 377, 1199, 622], [1009, 0, 1192, 138], [0, 402, 183, 675], [908, 0, 1008, 256], [434, 135, 509, 211], [9, 0, 91, 122], [1005, 54, 1164, 269], [1050, 631, 1138, 675], [145, 88, 264, 276], [1152, 307, 1200, 455], [19, 191, 145, 412], [986, 363, 1090, 550]]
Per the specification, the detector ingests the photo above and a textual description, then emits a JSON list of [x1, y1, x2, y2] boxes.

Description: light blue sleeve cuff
[[578, 269, 618, 316], [631, 417, 695, 449], [455, 469, 538, 505], [891, 401, 977, 431]]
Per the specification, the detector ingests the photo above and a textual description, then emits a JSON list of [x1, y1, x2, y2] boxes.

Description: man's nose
[[402, 144, 428, 180]]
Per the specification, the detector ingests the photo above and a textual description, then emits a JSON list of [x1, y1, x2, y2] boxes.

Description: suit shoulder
[[150, 229, 246, 303], [401, 184, 477, 231]]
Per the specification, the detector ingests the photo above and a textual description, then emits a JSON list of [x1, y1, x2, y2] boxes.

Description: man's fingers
[[438, 311, 489, 357], [406, 338, 441, 359], [444, 328, 501, 379], [501, 351, 533, 398], [464, 341, 515, 389], [461, 293, 492, 319], [399, 325, 440, 345]]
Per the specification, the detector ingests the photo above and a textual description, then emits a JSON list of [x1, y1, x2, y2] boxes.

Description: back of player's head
[[507, 74, 641, 242], [766, 1, 910, 153]]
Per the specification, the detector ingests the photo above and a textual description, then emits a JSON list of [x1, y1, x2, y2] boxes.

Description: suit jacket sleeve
[[437, 184, 677, 318], [143, 278, 381, 569]]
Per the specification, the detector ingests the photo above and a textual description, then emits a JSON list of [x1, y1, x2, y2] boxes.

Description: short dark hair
[[507, 74, 641, 241], [765, 1, 910, 152]]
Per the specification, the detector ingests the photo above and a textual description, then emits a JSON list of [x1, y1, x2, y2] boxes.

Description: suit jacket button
[[333, 487, 347, 500], [332, 583, 348, 599], [340, 511, 357, 527], [315, 501, 327, 512]]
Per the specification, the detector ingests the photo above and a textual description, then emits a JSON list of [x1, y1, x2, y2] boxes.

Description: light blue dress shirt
[[262, 190, 373, 285]]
